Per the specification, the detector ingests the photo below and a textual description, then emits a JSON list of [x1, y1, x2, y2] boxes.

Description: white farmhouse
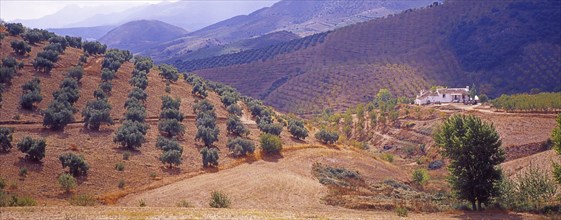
[[414, 86, 471, 105]]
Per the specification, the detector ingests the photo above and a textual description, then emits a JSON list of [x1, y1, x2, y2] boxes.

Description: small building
[[414, 86, 471, 105]]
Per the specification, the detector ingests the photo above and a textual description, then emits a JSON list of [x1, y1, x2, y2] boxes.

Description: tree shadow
[[262, 153, 284, 162], [289, 137, 307, 144], [452, 210, 525, 220], [160, 166, 181, 175], [14, 157, 44, 172], [79, 127, 113, 138], [202, 166, 219, 173]]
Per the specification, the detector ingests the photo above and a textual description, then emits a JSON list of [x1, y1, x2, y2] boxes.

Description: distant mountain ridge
[[145, 0, 435, 61], [99, 20, 188, 53], [48, 25, 116, 40], [184, 0, 561, 115]]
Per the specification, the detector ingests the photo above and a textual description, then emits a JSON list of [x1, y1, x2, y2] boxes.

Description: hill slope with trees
[[179, 0, 561, 115]]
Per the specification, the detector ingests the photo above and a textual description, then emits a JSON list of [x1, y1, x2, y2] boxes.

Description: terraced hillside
[[0, 31, 313, 205], [180, 0, 561, 115]]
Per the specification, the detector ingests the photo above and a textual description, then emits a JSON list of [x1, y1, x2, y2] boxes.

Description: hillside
[[48, 25, 116, 41], [146, 0, 435, 61], [166, 31, 300, 62], [0, 31, 316, 205], [174, 0, 561, 115], [99, 20, 188, 53]]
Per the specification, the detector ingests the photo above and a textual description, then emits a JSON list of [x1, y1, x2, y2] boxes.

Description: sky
[[1, 0, 163, 21]]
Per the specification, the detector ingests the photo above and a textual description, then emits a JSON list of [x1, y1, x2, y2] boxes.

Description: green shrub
[[10, 40, 31, 55], [226, 115, 249, 136], [259, 133, 282, 155], [160, 150, 182, 168], [115, 162, 125, 171], [200, 147, 219, 167], [226, 104, 243, 116], [118, 179, 125, 189], [58, 173, 77, 193], [70, 194, 96, 206], [227, 137, 255, 157], [59, 152, 89, 176], [209, 191, 230, 208], [113, 120, 147, 149], [315, 129, 339, 144], [382, 153, 394, 163], [8, 195, 37, 206], [288, 119, 308, 140], [18, 167, 27, 177], [412, 169, 430, 187], [0, 127, 14, 152], [395, 206, 408, 217], [17, 136, 46, 161]]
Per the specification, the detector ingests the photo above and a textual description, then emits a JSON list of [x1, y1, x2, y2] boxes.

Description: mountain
[[48, 25, 116, 40], [176, 0, 561, 115], [10, 4, 145, 29], [99, 20, 188, 53], [69, 1, 278, 31], [146, 0, 435, 61], [163, 31, 300, 62]]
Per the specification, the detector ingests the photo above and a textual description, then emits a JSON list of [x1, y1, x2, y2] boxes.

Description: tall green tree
[[552, 114, 561, 183], [433, 114, 505, 211]]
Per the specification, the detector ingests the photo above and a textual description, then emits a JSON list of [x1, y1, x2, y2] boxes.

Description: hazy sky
[[1, 1, 164, 21]]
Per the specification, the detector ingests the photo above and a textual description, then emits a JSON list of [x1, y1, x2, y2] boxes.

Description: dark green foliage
[[0, 127, 14, 152], [155, 136, 183, 153], [78, 55, 87, 64], [113, 120, 147, 149], [227, 104, 243, 116], [82, 98, 113, 130], [195, 125, 219, 147], [102, 49, 131, 71], [0, 67, 15, 84], [2, 57, 18, 69], [479, 94, 489, 103], [32, 57, 54, 73], [161, 95, 181, 110], [37, 49, 59, 63], [220, 91, 239, 107], [19, 78, 42, 110], [158, 119, 185, 138], [160, 108, 184, 122], [200, 147, 219, 167], [44, 43, 63, 53], [6, 23, 25, 35], [10, 40, 31, 55], [53, 86, 80, 105], [65, 36, 82, 48], [433, 114, 505, 211], [158, 64, 179, 82], [128, 87, 147, 101], [191, 79, 208, 98], [124, 97, 144, 109], [260, 133, 282, 155], [82, 41, 106, 55], [227, 137, 255, 157], [287, 119, 308, 140], [258, 121, 283, 136], [193, 99, 214, 113], [99, 82, 112, 94], [67, 66, 84, 82], [160, 149, 182, 168], [17, 137, 46, 161], [129, 75, 148, 90], [124, 106, 146, 123], [58, 173, 77, 192], [59, 152, 89, 176], [226, 115, 248, 136], [43, 99, 75, 130], [101, 68, 116, 82], [48, 36, 68, 50], [315, 129, 339, 144], [22, 30, 43, 44], [491, 92, 561, 111], [312, 163, 362, 187], [134, 56, 153, 73]]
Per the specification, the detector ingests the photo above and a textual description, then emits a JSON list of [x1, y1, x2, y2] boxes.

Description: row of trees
[[1, 57, 25, 107], [491, 92, 561, 111], [113, 56, 152, 149], [42, 66, 84, 130], [193, 99, 220, 167], [157, 94, 184, 168]]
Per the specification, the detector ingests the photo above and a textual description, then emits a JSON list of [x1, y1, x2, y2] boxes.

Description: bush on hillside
[[315, 129, 339, 144], [160, 149, 182, 168], [82, 98, 113, 131], [288, 119, 308, 140], [0, 127, 14, 152], [200, 147, 219, 167], [227, 137, 255, 157], [113, 120, 147, 149], [42, 99, 75, 130], [58, 173, 77, 193], [82, 41, 106, 55], [17, 136, 46, 161], [260, 133, 282, 155], [226, 115, 249, 137], [209, 191, 230, 208], [59, 152, 89, 176], [10, 40, 31, 55], [6, 23, 24, 36], [158, 64, 179, 82]]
